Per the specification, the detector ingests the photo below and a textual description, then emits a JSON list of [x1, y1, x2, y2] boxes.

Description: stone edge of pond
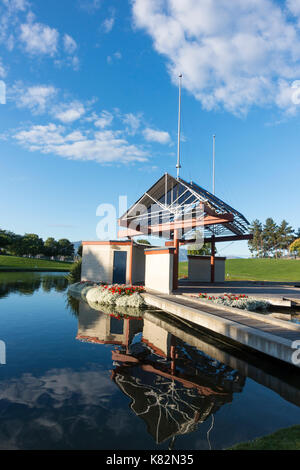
[[68, 282, 95, 300]]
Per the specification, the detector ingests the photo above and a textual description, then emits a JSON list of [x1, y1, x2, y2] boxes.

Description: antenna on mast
[[176, 74, 182, 179], [212, 134, 216, 195]]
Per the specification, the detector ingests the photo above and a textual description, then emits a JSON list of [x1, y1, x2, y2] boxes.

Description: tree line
[[0, 229, 75, 258], [248, 218, 300, 258]]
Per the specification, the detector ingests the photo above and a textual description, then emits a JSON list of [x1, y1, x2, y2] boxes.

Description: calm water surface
[[0, 272, 299, 450]]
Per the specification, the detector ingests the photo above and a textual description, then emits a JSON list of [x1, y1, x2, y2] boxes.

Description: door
[[112, 250, 127, 284]]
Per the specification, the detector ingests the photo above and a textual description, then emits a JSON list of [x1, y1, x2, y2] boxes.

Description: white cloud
[[78, 0, 102, 13], [132, 0, 300, 115], [143, 127, 171, 144], [0, 0, 29, 50], [20, 17, 59, 56], [2, 0, 29, 11], [102, 16, 115, 33], [0, 3, 78, 68], [12, 83, 57, 113], [94, 110, 114, 128], [14, 123, 148, 164], [0, 80, 6, 104], [0, 58, 6, 78], [287, 0, 300, 20], [53, 101, 86, 123], [122, 112, 142, 135], [63, 34, 77, 54], [107, 51, 122, 64]]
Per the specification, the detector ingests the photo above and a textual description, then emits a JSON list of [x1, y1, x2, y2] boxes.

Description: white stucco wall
[[142, 319, 171, 356], [77, 301, 125, 343], [188, 256, 226, 282], [145, 250, 174, 294], [81, 243, 132, 284]]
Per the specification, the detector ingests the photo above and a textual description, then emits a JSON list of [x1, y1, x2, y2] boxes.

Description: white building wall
[[145, 250, 174, 294], [188, 256, 226, 282], [143, 319, 171, 356], [81, 243, 132, 284]]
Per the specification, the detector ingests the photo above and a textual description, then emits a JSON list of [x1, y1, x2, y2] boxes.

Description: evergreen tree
[[77, 244, 83, 257], [262, 218, 277, 257], [248, 219, 263, 257], [276, 220, 294, 257], [294, 228, 300, 239]]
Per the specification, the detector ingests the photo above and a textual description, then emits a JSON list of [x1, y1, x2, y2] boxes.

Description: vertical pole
[[170, 344, 176, 375], [210, 236, 215, 283], [129, 240, 133, 285], [173, 229, 179, 291], [165, 172, 167, 206], [124, 319, 130, 354], [213, 134, 216, 195], [176, 74, 182, 179]]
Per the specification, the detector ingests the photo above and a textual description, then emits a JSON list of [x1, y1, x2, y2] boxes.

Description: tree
[[22, 233, 44, 256], [289, 238, 300, 258], [136, 239, 151, 245], [77, 244, 83, 257], [248, 219, 263, 257], [57, 239, 74, 257], [44, 238, 58, 257], [0, 229, 12, 251], [9, 234, 26, 256], [294, 228, 300, 240], [188, 242, 215, 256], [276, 220, 295, 257], [262, 218, 278, 257]]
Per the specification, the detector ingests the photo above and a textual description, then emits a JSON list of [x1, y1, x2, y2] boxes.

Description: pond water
[[0, 272, 300, 450]]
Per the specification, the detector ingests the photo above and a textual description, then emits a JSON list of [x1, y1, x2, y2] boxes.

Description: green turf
[[0, 255, 72, 272], [179, 258, 300, 282], [229, 425, 300, 450]]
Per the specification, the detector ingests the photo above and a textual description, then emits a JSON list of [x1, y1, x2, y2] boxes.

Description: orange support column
[[129, 240, 133, 285], [173, 229, 179, 291], [210, 237, 215, 283]]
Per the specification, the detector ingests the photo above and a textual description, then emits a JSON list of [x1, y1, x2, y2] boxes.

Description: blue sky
[[0, 0, 300, 256]]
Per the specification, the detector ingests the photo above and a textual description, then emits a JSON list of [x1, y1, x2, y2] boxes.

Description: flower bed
[[86, 284, 145, 309], [198, 292, 270, 312]]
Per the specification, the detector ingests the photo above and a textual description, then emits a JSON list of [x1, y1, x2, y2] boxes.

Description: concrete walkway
[[177, 280, 300, 307], [143, 291, 300, 367]]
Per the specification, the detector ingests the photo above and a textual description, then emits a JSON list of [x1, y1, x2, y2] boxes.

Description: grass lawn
[[0, 255, 72, 272], [179, 258, 300, 282], [229, 425, 300, 450]]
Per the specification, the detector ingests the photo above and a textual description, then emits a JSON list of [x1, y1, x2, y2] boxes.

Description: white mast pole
[[176, 74, 182, 180], [212, 134, 216, 195]]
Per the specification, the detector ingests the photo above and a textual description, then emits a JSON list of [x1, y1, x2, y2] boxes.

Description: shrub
[[66, 259, 82, 284]]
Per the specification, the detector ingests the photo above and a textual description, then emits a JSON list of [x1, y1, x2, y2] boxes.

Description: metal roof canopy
[[118, 173, 251, 242]]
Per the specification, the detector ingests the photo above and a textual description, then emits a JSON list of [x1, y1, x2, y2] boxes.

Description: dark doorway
[[113, 251, 127, 284], [110, 317, 124, 335]]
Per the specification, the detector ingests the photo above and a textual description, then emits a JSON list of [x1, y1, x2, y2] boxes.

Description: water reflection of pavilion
[[76, 301, 142, 350], [76, 302, 245, 446]]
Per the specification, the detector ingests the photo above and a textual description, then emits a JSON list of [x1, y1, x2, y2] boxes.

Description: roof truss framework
[[118, 173, 251, 241]]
